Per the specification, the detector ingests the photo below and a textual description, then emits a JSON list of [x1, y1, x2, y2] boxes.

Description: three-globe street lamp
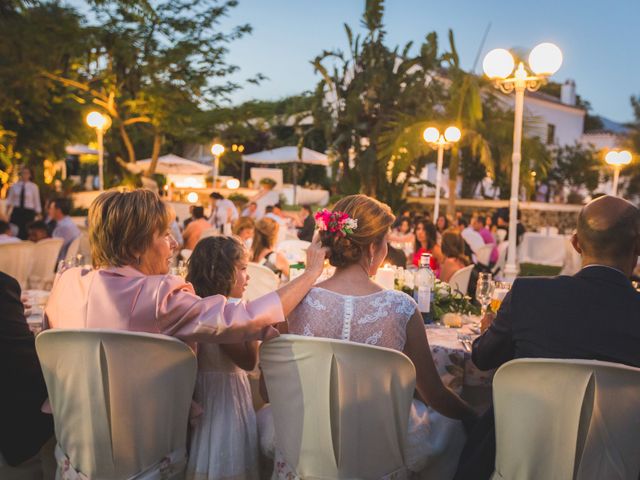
[[422, 126, 462, 221], [211, 143, 225, 186], [605, 150, 632, 196], [483, 42, 563, 279], [86, 111, 111, 191]]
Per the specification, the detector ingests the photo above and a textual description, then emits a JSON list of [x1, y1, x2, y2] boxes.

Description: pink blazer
[[45, 266, 283, 348]]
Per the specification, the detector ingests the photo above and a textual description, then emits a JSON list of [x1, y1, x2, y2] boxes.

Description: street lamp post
[[86, 111, 111, 191], [422, 126, 461, 221], [605, 150, 632, 196], [483, 42, 563, 279], [211, 143, 225, 187]]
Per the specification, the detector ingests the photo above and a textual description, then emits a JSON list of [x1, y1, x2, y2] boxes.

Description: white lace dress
[[187, 343, 259, 480], [259, 287, 465, 478]]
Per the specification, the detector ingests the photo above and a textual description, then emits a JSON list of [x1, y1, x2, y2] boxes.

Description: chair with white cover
[[275, 239, 310, 264], [491, 242, 509, 279], [474, 244, 494, 267], [36, 329, 197, 479], [28, 237, 63, 290], [244, 263, 279, 301], [0, 241, 35, 290], [495, 229, 507, 244], [448, 264, 475, 295], [260, 334, 416, 479], [491, 358, 640, 480]]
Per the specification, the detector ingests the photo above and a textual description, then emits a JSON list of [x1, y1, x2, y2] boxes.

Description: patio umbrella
[[129, 154, 212, 175]]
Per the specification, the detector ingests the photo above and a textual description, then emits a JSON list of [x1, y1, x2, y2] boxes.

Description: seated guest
[[389, 216, 415, 257], [209, 192, 239, 232], [440, 229, 470, 283], [241, 201, 258, 219], [412, 219, 441, 274], [45, 189, 327, 349], [385, 242, 407, 267], [251, 218, 289, 278], [493, 208, 525, 246], [454, 195, 640, 480], [232, 216, 255, 247], [265, 203, 288, 244], [27, 220, 51, 243], [459, 215, 485, 255], [182, 206, 210, 250], [267, 195, 475, 478], [165, 203, 183, 249], [0, 272, 54, 470], [473, 215, 498, 264], [186, 236, 260, 480], [49, 197, 80, 261], [296, 204, 315, 242], [0, 220, 21, 244], [436, 214, 449, 234]]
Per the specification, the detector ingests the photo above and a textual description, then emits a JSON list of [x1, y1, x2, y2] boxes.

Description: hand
[[480, 312, 495, 333], [305, 233, 329, 278]]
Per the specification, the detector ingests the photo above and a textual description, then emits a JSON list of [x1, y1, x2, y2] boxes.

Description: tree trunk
[[146, 131, 162, 177], [119, 123, 136, 163]]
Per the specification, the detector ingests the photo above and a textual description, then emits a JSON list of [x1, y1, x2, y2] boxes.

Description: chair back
[[29, 238, 63, 289], [65, 235, 81, 262], [36, 329, 197, 479], [276, 239, 310, 264], [492, 358, 640, 480], [496, 229, 507, 243], [260, 335, 416, 479], [491, 242, 509, 279], [448, 264, 475, 295], [244, 262, 279, 301], [474, 244, 493, 266], [0, 241, 35, 289]]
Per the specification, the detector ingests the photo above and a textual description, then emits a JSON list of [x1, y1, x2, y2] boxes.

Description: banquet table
[[519, 232, 570, 267]]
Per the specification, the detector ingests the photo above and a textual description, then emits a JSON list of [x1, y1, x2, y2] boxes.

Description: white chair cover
[[65, 236, 81, 262], [0, 241, 35, 289], [474, 244, 493, 266], [495, 229, 507, 244], [29, 238, 63, 290], [448, 264, 475, 295], [491, 242, 509, 279], [275, 240, 310, 264], [244, 263, 279, 301], [260, 334, 416, 479], [492, 358, 640, 480], [36, 329, 197, 480]]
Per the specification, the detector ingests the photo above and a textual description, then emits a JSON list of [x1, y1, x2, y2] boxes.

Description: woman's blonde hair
[[232, 216, 255, 237], [89, 189, 170, 268], [251, 217, 278, 262], [441, 228, 470, 265], [321, 194, 395, 267]]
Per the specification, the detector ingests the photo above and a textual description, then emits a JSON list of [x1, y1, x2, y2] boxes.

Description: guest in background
[[455, 195, 640, 480], [439, 229, 470, 283], [389, 216, 415, 258], [0, 220, 21, 244], [6, 167, 41, 240], [297, 204, 315, 242], [251, 217, 289, 278], [412, 219, 441, 274], [436, 215, 450, 234], [209, 192, 239, 232], [385, 242, 407, 267], [0, 272, 54, 471], [459, 215, 485, 255], [265, 203, 287, 244], [473, 215, 498, 264], [182, 206, 210, 250], [27, 220, 51, 243], [49, 197, 80, 262], [186, 236, 260, 480], [183, 205, 196, 230], [241, 201, 258, 219], [232, 217, 255, 247], [494, 208, 525, 246], [165, 203, 183, 249]]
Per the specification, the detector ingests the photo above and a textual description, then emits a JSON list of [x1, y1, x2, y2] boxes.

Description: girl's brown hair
[[186, 236, 246, 297], [320, 194, 395, 268], [251, 217, 278, 262], [232, 216, 255, 237], [441, 228, 470, 265]]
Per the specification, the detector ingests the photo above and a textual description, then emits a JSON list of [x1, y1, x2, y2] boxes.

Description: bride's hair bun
[[320, 195, 395, 268]]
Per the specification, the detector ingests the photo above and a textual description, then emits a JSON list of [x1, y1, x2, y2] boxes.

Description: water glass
[[475, 273, 494, 317]]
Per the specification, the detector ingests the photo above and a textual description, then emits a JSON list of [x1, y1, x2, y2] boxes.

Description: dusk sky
[[216, 0, 640, 123]]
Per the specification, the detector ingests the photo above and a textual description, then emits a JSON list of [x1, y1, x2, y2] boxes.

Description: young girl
[[186, 236, 259, 480]]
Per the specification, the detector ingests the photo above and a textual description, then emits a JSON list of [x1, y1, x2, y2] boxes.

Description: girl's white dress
[[187, 341, 259, 480]]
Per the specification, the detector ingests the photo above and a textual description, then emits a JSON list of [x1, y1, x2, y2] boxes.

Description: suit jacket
[[473, 266, 640, 371], [0, 272, 53, 466]]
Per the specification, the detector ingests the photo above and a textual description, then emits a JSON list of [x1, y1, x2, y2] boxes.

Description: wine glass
[[475, 272, 494, 317], [490, 281, 511, 313]]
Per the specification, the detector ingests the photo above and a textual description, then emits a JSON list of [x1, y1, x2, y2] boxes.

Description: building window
[[547, 124, 556, 145]]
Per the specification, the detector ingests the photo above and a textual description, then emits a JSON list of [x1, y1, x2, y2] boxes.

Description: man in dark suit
[[297, 204, 316, 242], [0, 272, 53, 467], [455, 195, 640, 479]]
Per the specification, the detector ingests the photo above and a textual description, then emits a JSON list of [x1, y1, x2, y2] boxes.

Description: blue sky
[[216, 0, 640, 123]]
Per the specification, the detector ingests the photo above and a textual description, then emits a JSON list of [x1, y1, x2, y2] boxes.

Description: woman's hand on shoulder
[[305, 233, 329, 279]]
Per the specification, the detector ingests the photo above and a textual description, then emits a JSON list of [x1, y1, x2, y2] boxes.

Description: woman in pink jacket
[[45, 189, 327, 347]]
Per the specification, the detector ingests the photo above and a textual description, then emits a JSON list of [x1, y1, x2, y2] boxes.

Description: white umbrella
[[129, 154, 212, 175], [66, 144, 98, 155]]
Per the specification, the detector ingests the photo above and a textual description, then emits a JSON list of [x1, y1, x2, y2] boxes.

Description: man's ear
[[571, 233, 583, 255]]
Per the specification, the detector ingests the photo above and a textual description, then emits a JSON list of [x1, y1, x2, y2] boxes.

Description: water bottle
[[414, 253, 435, 323]]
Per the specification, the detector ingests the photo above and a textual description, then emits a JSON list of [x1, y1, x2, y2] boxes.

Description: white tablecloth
[[519, 232, 569, 266]]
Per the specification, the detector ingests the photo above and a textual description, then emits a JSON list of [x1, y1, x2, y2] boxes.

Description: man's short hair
[[458, 216, 470, 228], [249, 202, 257, 207], [27, 220, 48, 233], [476, 215, 486, 225], [577, 205, 640, 260], [192, 206, 205, 219], [265, 205, 274, 213], [52, 197, 72, 216], [209, 192, 224, 200], [273, 202, 282, 210], [0, 220, 10, 234], [301, 204, 312, 213]]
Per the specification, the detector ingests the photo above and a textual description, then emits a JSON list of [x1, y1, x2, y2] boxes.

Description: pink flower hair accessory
[[314, 209, 358, 238]]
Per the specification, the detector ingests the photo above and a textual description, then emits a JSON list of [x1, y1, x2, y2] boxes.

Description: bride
[[264, 194, 476, 478]]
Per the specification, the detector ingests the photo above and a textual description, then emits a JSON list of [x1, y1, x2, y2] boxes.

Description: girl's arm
[[403, 310, 477, 421], [220, 341, 259, 371], [276, 252, 290, 277]]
